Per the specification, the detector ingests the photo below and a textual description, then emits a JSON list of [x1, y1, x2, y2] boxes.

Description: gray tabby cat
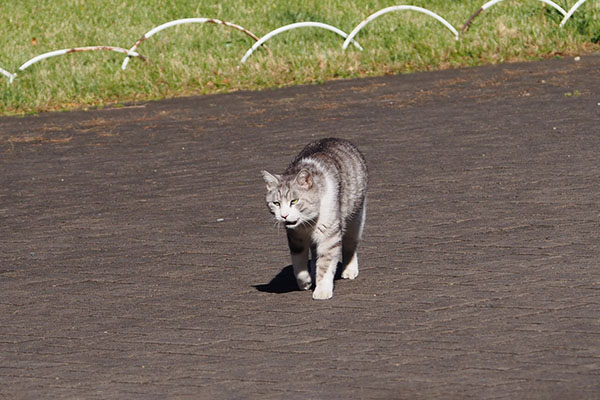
[[262, 138, 368, 300]]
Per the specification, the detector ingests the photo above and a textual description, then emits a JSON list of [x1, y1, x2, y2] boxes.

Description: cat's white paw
[[341, 259, 359, 280], [295, 270, 312, 291], [341, 267, 359, 280], [296, 278, 312, 291], [312, 284, 333, 300]]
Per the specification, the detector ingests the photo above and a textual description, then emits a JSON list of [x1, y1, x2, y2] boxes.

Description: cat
[[262, 138, 368, 300]]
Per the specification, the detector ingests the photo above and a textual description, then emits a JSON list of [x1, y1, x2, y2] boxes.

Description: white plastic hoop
[[1, 66, 16, 83], [343, 6, 459, 50], [18, 46, 143, 73], [240, 22, 363, 63], [560, 0, 589, 26], [481, 0, 566, 14], [462, 0, 567, 32], [121, 18, 260, 70]]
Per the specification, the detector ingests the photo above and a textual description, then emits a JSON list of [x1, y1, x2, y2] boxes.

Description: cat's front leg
[[312, 233, 342, 300], [287, 229, 312, 290]]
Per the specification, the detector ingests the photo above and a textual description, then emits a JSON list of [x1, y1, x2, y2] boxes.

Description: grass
[[1, 0, 599, 115]]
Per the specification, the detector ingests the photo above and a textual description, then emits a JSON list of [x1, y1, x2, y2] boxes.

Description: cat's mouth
[[284, 220, 299, 228]]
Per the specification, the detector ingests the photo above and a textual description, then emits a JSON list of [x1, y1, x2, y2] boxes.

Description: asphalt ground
[[1, 55, 599, 399]]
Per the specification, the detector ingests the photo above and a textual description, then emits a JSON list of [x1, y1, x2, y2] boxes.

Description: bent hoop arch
[[18, 46, 144, 74], [560, 0, 589, 27], [343, 6, 459, 50], [121, 18, 260, 70], [240, 22, 363, 63], [1, 66, 16, 83], [462, 0, 567, 32]]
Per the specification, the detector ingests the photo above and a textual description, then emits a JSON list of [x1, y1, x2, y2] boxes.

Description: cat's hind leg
[[287, 229, 312, 290], [341, 200, 366, 280], [309, 244, 317, 279]]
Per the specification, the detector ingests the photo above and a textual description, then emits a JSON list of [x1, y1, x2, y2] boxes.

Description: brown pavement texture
[[1, 55, 599, 399]]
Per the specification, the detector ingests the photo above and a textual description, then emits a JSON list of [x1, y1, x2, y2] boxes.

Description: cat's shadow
[[253, 264, 343, 294], [253, 265, 299, 293]]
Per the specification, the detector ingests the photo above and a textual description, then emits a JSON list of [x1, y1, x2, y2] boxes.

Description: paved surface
[[1, 55, 599, 399]]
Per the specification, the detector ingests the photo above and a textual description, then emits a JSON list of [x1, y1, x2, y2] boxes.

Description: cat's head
[[261, 169, 320, 229]]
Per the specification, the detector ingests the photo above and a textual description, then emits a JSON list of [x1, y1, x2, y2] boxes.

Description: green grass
[[1, 0, 599, 115]]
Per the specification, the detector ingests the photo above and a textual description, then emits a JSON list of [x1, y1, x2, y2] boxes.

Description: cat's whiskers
[[300, 218, 317, 230], [272, 219, 283, 233]]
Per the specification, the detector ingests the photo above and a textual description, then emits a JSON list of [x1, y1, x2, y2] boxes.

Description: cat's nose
[[281, 213, 288, 219]]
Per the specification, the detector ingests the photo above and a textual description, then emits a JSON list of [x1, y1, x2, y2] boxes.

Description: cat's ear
[[296, 169, 312, 189], [261, 170, 280, 190]]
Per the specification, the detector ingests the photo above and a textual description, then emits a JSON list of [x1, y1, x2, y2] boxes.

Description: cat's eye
[[290, 199, 299, 206], [272, 201, 280, 207]]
